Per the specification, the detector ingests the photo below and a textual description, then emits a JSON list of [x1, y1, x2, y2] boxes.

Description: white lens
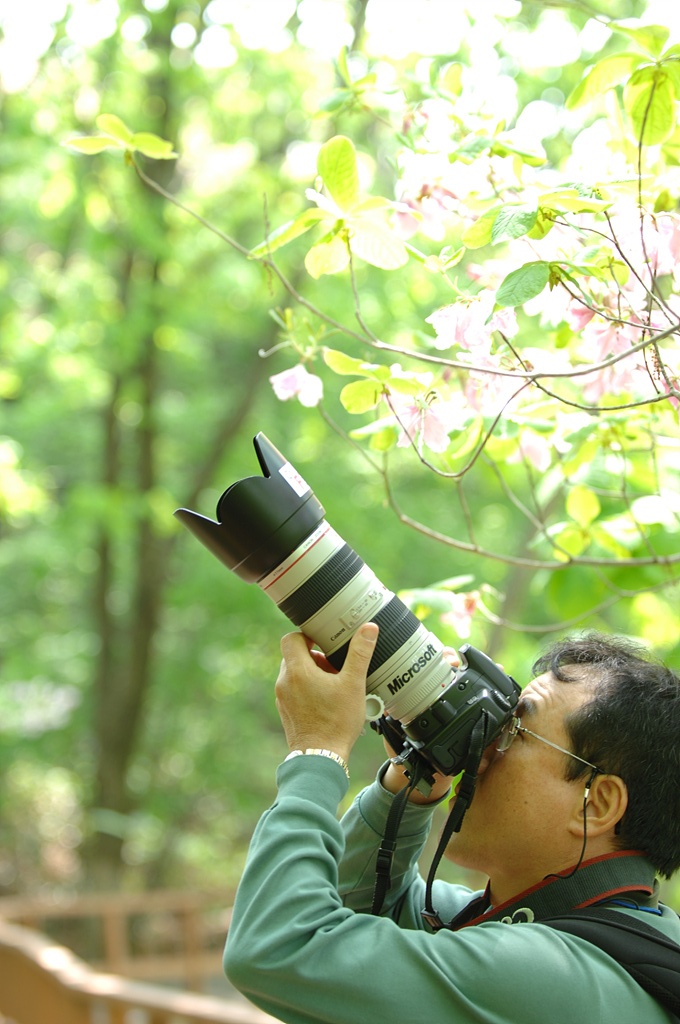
[[366, 628, 453, 723], [257, 519, 454, 726]]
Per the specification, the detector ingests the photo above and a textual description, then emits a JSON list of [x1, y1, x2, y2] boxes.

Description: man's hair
[[532, 631, 680, 878]]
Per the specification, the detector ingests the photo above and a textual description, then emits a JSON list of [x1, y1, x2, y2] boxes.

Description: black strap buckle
[[375, 846, 395, 878]]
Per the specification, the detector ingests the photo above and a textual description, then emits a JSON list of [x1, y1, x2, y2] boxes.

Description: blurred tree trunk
[[71, 0, 319, 889], [86, 285, 165, 887], [85, 306, 270, 888]]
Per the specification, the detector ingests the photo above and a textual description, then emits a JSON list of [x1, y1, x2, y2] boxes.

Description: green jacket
[[224, 755, 680, 1024]]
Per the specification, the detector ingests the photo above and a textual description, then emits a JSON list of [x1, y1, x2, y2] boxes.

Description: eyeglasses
[[497, 715, 603, 775]]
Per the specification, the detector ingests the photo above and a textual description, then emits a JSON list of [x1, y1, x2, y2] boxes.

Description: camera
[[175, 432, 520, 787]]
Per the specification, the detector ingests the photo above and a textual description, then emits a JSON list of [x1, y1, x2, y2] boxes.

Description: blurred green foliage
[[0, 0, 678, 911]]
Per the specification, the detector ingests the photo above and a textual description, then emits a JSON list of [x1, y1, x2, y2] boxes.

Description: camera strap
[[370, 758, 426, 916], [421, 710, 491, 929], [371, 709, 491, 920]]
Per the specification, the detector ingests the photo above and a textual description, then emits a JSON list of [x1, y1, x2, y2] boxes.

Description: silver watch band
[[284, 748, 350, 779]]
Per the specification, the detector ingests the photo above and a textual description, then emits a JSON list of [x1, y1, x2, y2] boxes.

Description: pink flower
[[490, 306, 519, 338], [440, 591, 481, 640], [566, 301, 596, 332], [269, 365, 323, 408], [609, 207, 680, 281], [393, 186, 459, 241], [509, 430, 554, 472], [393, 201, 422, 240], [660, 374, 680, 411], [578, 318, 647, 402], [426, 292, 517, 354], [389, 392, 464, 454], [459, 352, 521, 414]]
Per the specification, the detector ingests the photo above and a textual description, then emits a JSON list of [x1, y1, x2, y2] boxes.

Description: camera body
[[175, 433, 520, 787]]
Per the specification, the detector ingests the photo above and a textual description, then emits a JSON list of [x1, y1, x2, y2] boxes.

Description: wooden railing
[[0, 890, 228, 990], [0, 917, 276, 1024]]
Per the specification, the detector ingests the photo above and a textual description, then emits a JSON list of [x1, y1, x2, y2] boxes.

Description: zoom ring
[[326, 596, 421, 673], [277, 544, 364, 626]]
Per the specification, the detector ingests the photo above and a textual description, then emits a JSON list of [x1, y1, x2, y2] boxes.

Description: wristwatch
[[284, 748, 350, 779]]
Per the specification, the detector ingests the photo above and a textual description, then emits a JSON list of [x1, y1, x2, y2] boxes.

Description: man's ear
[[568, 774, 628, 839]]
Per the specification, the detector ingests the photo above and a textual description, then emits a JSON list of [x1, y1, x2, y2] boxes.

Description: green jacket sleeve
[[337, 762, 477, 927], [223, 756, 671, 1024]]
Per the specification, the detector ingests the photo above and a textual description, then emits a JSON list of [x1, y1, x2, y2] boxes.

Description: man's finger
[[340, 623, 379, 680], [280, 631, 312, 661]]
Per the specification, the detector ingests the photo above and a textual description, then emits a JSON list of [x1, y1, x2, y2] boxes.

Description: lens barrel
[[174, 432, 520, 773], [174, 433, 455, 723], [256, 518, 453, 723]]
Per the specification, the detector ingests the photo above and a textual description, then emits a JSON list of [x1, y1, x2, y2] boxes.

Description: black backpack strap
[[545, 906, 680, 1021]]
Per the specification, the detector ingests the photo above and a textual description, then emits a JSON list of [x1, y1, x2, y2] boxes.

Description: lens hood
[[174, 433, 325, 583]]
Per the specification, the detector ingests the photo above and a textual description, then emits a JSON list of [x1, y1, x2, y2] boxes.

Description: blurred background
[[1, 0, 678, 940]]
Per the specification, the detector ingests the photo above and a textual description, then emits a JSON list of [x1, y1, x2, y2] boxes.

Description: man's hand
[[275, 623, 379, 763]]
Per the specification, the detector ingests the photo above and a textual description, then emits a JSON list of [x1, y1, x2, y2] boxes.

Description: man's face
[[445, 669, 593, 902]]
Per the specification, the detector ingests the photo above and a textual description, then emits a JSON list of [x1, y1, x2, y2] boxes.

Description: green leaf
[[64, 135, 124, 154], [349, 221, 408, 270], [561, 437, 600, 477], [129, 132, 178, 159], [317, 135, 360, 212], [249, 209, 327, 258], [527, 208, 554, 240], [348, 418, 399, 451], [566, 485, 601, 527], [337, 45, 351, 86], [654, 188, 675, 212], [445, 418, 483, 462], [96, 113, 134, 143], [322, 348, 385, 378], [489, 138, 545, 167], [462, 208, 499, 249], [624, 68, 676, 145], [566, 53, 643, 109], [609, 260, 630, 287], [440, 62, 463, 97], [319, 89, 353, 113], [386, 377, 426, 397], [423, 245, 466, 273], [367, 425, 399, 451], [351, 196, 392, 213], [495, 261, 550, 309], [553, 323, 574, 349], [661, 124, 680, 165], [305, 233, 350, 278], [661, 57, 680, 95], [538, 188, 612, 214], [67, 119, 177, 159], [431, 574, 476, 591], [441, 245, 466, 270], [340, 378, 384, 413], [452, 134, 492, 161], [351, 72, 377, 93], [491, 204, 538, 244], [614, 23, 670, 58], [552, 525, 589, 560]]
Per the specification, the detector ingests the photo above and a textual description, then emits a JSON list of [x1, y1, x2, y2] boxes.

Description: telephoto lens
[[175, 433, 454, 725], [175, 432, 520, 781]]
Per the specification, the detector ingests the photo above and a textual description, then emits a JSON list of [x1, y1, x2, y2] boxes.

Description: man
[[224, 624, 680, 1023]]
